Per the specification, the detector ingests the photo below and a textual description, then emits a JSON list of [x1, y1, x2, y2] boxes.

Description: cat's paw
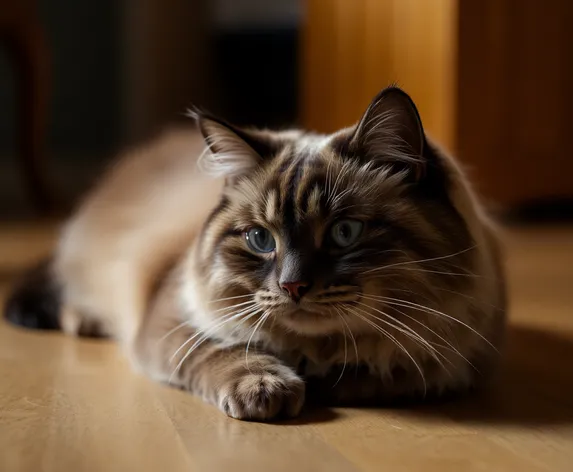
[[218, 364, 305, 421]]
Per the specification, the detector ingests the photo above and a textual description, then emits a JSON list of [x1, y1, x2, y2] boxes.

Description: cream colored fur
[[54, 128, 223, 354]]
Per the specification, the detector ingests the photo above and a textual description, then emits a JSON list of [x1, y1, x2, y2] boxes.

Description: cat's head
[[189, 86, 475, 337]]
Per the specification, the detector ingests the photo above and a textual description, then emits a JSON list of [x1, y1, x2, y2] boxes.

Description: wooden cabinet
[[301, 0, 573, 208]]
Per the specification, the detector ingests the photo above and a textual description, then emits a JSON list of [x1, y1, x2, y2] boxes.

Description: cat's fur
[[5, 87, 505, 421]]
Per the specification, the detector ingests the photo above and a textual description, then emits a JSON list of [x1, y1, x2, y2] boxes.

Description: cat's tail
[[3, 258, 62, 330]]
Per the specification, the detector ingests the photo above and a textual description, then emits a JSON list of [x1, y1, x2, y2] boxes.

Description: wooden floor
[[1, 223, 572, 472]]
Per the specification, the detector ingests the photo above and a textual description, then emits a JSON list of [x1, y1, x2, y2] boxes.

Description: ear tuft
[[190, 108, 262, 180], [185, 106, 202, 122], [191, 109, 283, 183], [196, 116, 261, 179], [351, 86, 426, 179]]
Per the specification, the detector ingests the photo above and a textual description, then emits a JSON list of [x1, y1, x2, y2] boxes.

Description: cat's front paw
[[218, 364, 305, 421]]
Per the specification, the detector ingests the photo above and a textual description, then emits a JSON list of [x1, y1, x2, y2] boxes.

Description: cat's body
[[6, 87, 505, 420]]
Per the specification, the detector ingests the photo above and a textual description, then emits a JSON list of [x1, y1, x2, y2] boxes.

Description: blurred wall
[[209, 0, 302, 128], [0, 0, 302, 217], [123, 0, 302, 139], [0, 0, 121, 158], [213, 0, 300, 28], [122, 0, 212, 144]]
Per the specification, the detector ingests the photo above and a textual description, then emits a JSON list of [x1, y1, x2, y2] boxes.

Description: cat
[[5, 86, 506, 421]]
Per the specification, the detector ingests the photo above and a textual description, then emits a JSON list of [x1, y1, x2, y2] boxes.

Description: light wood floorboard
[[1, 223, 572, 471]]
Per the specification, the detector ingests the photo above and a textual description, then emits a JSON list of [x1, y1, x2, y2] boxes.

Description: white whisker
[[392, 267, 482, 278], [345, 306, 427, 395], [325, 159, 333, 203], [372, 296, 497, 352], [334, 305, 359, 364], [169, 309, 248, 363], [358, 294, 473, 370], [212, 300, 256, 313], [208, 294, 254, 304], [353, 302, 447, 372], [156, 320, 191, 347], [169, 307, 262, 384], [168, 305, 261, 383], [245, 310, 271, 370], [333, 312, 348, 387], [362, 245, 478, 274], [433, 286, 502, 311]]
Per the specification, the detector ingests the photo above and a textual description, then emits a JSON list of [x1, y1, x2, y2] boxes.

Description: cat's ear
[[349, 85, 426, 180], [190, 108, 279, 183]]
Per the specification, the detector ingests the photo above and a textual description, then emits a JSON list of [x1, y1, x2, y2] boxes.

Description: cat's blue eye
[[245, 227, 276, 253], [330, 219, 363, 248]]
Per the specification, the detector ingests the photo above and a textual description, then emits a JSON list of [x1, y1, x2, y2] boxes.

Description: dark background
[[0, 0, 301, 218], [2, 0, 572, 221]]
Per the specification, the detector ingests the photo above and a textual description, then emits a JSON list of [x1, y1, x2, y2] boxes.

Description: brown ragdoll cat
[[5, 86, 505, 421]]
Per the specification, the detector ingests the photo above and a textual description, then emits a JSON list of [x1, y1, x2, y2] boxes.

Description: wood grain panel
[[300, 0, 339, 132], [302, 0, 573, 207], [302, 0, 457, 149], [457, 0, 573, 205]]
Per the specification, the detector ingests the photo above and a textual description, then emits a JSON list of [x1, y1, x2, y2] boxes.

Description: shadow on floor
[[289, 324, 573, 426], [405, 325, 573, 426], [274, 325, 573, 427]]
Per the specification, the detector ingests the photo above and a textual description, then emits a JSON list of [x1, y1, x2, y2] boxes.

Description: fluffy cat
[[5, 86, 505, 421]]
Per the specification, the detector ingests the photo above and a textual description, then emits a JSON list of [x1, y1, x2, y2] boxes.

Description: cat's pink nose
[[280, 281, 309, 301]]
